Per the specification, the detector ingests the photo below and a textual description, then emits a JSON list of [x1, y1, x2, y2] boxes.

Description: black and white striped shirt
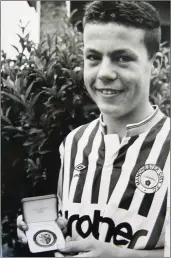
[[57, 106, 170, 250]]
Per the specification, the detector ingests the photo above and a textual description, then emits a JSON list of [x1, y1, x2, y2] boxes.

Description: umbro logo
[[75, 163, 86, 171]]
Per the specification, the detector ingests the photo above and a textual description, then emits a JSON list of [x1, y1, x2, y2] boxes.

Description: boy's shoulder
[[65, 117, 100, 143]]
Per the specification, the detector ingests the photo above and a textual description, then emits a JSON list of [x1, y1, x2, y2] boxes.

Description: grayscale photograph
[[1, 1, 170, 257]]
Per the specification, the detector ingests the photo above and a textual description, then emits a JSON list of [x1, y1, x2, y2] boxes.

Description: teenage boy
[[17, 1, 170, 257]]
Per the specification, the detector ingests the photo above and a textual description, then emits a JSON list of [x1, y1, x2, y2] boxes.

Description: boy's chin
[[99, 106, 126, 118]]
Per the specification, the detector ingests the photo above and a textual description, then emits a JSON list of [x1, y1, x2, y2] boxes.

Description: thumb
[[66, 236, 72, 242], [56, 217, 68, 235], [56, 217, 68, 229], [17, 214, 28, 231], [58, 240, 91, 253], [54, 251, 64, 257]]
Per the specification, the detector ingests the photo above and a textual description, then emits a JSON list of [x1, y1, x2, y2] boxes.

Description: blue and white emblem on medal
[[135, 164, 164, 194]]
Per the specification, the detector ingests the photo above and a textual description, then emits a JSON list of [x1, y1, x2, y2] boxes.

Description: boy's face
[[83, 22, 154, 118]]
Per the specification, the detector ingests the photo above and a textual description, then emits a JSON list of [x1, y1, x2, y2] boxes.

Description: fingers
[[17, 215, 28, 244], [56, 217, 68, 235], [17, 228, 28, 244], [74, 252, 93, 257], [66, 236, 72, 243], [57, 217, 68, 229], [17, 215, 28, 231], [58, 239, 92, 253]]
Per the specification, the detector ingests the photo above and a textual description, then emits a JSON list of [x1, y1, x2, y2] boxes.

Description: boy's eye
[[117, 55, 132, 63], [87, 55, 101, 61]]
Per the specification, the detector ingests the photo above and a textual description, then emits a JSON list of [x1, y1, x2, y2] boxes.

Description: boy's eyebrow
[[84, 48, 101, 55], [111, 49, 138, 58], [84, 48, 138, 58]]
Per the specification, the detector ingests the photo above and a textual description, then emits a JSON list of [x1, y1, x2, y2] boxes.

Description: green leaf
[[1, 115, 11, 125], [1, 77, 15, 90], [11, 45, 20, 53], [33, 56, 44, 70], [29, 128, 43, 135], [5, 106, 11, 117], [25, 33, 30, 41], [38, 150, 51, 155], [51, 109, 65, 117], [16, 33, 24, 44], [15, 76, 22, 93], [58, 84, 71, 95], [20, 94, 26, 103], [49, 50, 57, 60], [47, 34, 52, 51], [36, 158, 41, 166], [27, 158, 38, 170], [30, 91, 44, 108], [13, 134, 26, 139], [39, 138, 48, 149], [25, 81, 36, 100], [40, 39, 47, 47], [1, 108, 3, 116], [23, 141, 33, 146], [1, 91, 23, 105], [3, 125, 23, 132], [12, 158, 20, 167]]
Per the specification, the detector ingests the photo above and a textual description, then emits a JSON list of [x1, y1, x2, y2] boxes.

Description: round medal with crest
[[33, 230, 57, 247], [135, 164, 164, 194]]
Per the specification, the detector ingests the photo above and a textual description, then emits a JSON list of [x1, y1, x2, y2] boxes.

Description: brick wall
[[40, 1, 67, 41]]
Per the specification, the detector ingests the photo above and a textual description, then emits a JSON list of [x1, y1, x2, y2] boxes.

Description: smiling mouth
[[97, 89, 125, 96]]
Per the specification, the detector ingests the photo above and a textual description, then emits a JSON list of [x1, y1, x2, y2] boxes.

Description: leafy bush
[[1, 17, 170, 255], [150, 42, 170, 116], [1, 18, 98, 254]]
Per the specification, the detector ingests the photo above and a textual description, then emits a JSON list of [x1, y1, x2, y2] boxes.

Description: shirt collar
[[99, 105, 165, 137]]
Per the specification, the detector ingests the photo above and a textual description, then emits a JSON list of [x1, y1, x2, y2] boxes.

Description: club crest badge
[[135, 164, 164, 194], [33, 230, 57, 247]]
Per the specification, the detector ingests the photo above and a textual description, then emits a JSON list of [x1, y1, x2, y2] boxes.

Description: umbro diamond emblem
[[75, 163, 86, 171]]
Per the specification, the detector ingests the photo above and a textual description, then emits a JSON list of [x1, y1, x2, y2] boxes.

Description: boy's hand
[[54, 236, 72, 257], [17, 215, 68, 245], [57, 238, 117, 257], [54, 217, 69, 257], [17, 215, 28, 244], [56, 216, 68, 236]]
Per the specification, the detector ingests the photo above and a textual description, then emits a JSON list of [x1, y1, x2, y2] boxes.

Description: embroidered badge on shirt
[[135, 164, 164, 194]]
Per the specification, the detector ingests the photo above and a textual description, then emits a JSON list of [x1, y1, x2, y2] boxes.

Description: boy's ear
[[151, 52, 162, 79]]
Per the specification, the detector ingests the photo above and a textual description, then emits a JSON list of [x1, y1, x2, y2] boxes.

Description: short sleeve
[[57, 141, 65, 214], [164, 180, 170, 257]]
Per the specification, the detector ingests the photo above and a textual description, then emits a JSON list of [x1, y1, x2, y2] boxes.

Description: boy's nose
[[97, 57, 117, 84]]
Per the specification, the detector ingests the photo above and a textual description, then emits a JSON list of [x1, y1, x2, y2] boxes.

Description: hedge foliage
[[1, 17, 170, 254]]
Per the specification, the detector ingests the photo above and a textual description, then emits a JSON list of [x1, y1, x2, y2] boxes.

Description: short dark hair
[[83, 1, 161, 59]]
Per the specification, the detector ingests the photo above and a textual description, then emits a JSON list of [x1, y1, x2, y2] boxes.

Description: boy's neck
[[102, 104, 154, 139]]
